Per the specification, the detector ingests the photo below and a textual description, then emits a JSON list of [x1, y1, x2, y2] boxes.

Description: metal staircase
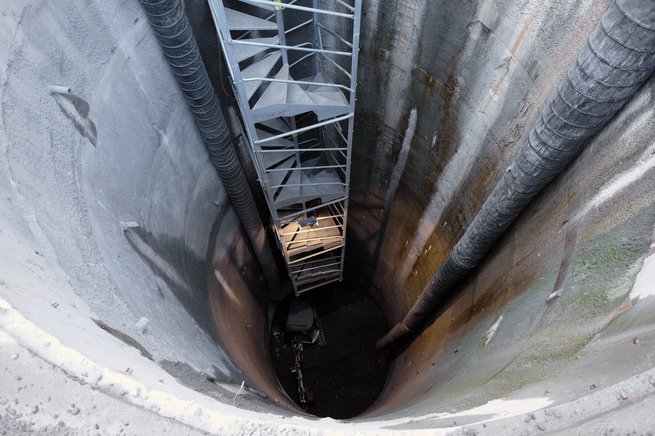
[[208, 0, 361, 295]]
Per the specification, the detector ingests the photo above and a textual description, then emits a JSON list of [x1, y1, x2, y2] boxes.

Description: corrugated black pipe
[[378, 0, 655, 350], [140, 0, 285, 300]]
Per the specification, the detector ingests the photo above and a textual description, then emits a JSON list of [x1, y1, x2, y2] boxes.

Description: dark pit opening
[[270, 282, 389, 418]]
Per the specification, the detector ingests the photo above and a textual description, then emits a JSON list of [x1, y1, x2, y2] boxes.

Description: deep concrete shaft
[[1, 0, 655, 434]]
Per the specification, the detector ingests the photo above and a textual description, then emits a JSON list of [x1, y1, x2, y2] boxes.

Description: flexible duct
[[378, 0, 655, 350], [140, 0, 285, 299]]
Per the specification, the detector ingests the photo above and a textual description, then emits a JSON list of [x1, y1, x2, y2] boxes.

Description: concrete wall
[[348, 0, 655, 429], [0, 0, 298, 429], [1, 0, 655, 433]]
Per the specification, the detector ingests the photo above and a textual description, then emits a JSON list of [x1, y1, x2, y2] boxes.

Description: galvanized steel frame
[[208, 0, 361, 294]]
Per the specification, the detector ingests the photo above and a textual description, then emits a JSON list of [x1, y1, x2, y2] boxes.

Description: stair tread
[[304, 88, 349, 107], [241, 52, 281, 100], [225, 8, 277, 30], [253, 64, 289, 110], [258, 118, 289, 133], [287, 239, 343, 257], [253, 69, 349, 121], [297, 72, 350, 106], [306, 72, 331, 91], [255, 128, 293, 148], [260, 150, 295, 169], [287, 82, 314, 106], [273, 176, 301, 205], [288, 230, 321, 249], [233, 36, 279, 62], [286, 219, 341, 240], [253, 86, 349, 122], [288, 237, 342, 253], [314, 105, 350, 121], [295, 267, 341, 283], [310, 169, 342, 182], [270, 157, 321, 194], [308, 171, 344, 197], [274, 169, 344, 207], [282, 216, 341, 245], [266, 156, 296, 188]]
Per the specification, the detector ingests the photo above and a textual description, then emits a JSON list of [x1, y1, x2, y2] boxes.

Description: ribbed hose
[[378, 0, 655, 350], [140, 0, 284, 299]]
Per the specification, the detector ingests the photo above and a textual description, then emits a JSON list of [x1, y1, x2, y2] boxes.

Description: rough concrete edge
[[2, 291, 655, 435], [461, 364, 655, 434], [0, 296, 340, 435]]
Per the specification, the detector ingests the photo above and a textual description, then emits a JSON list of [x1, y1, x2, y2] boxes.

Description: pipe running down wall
[[140, 0, 284, 300], [378, 0, 655, 350], [2, 0, 655, 433]]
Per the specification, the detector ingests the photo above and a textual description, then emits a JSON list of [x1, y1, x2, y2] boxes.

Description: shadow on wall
[[122, 222, 217, 338], [50, 87, 98, 147], [206, 214, 301, 412], [119, 202, 295, 410], [120, 199, 270, 341]]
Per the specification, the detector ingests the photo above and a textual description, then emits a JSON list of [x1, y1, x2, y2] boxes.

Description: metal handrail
[[258, 147, 347, 152], [279, 197, 346, 223], [287, 234, 342, 244], [229, 39, 352, 57], [289, 244, 344, 264], [294, 268, 342, 280], [285, 18, 313, 34], [266, 164, 346, 172], [237, 0, 354, 18], [280, 214, 345, 231], [324, 133, 348, 158], [235, 0, 302, 40], [318, 23, 353, 48], [255, 114, 354, 144], [292, 262, 341, 274], [296, 276, 341, 292], [289, 255, 341, 268], [319, 52, 352, 79], [333, 0, 355, 12], [281, 224, 343, 237], [290, 52, 316, 68], [270, 181, 346, 189], [328, 120, 349, 143], [241, 76, 353, 92]]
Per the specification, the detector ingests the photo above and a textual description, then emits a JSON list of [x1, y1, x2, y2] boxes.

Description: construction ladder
[[208, 0, 361, 295]]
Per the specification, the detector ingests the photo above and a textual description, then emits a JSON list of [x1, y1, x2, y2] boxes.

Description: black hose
[[140, 0, 284, 299], [378, 0, 655, 350]]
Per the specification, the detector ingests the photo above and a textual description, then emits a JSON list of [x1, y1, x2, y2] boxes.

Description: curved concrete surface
[[1, 0, 655, 434]]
